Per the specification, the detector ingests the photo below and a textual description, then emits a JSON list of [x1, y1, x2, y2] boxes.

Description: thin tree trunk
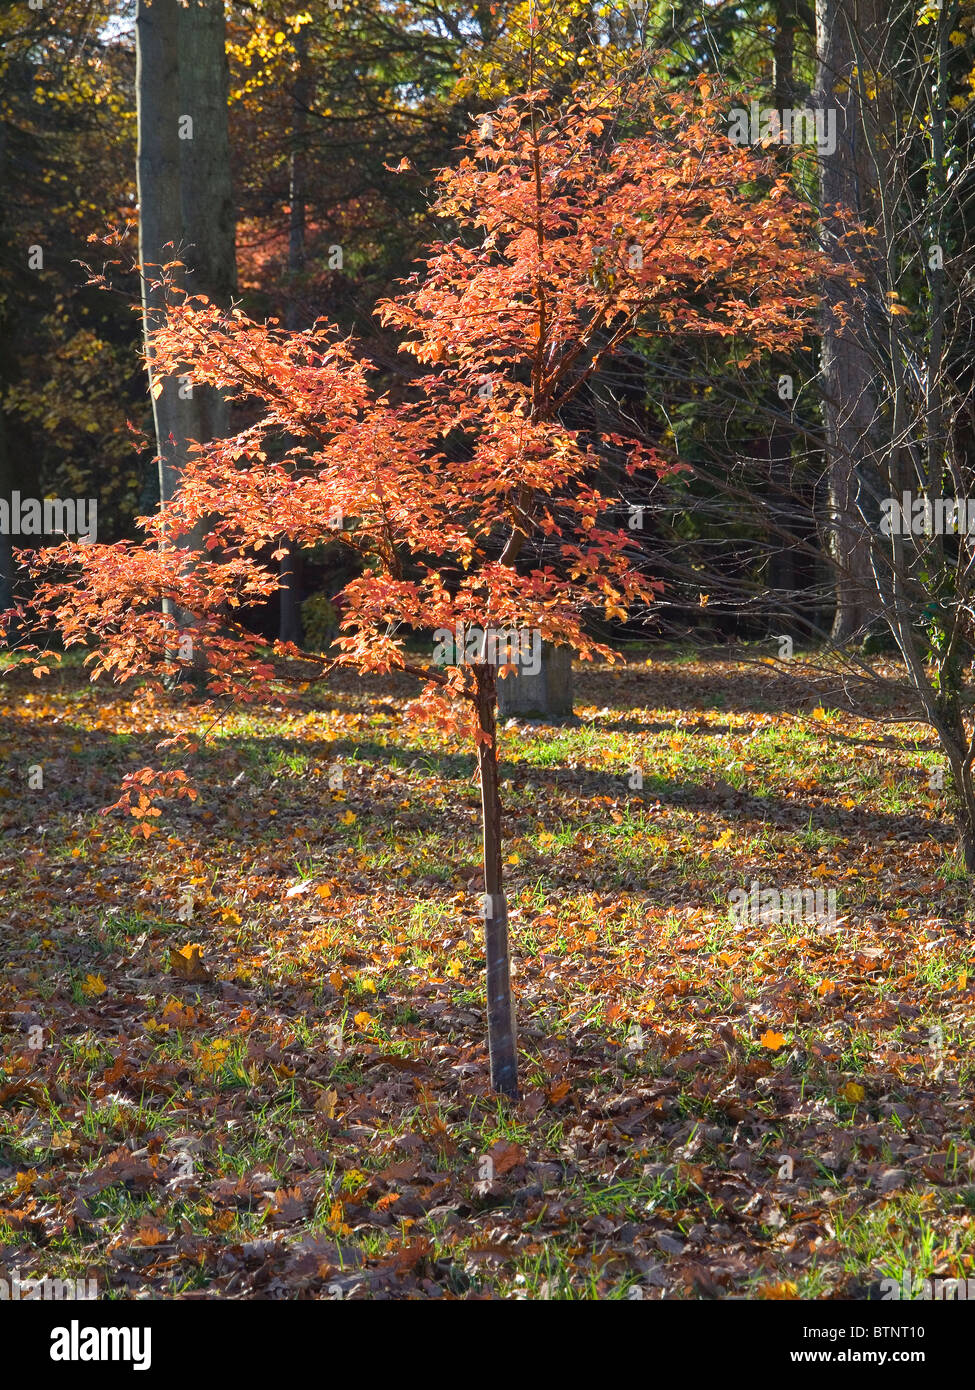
[[938, 706, 975, 872], [474, 666, 518, 1098], [957, 800, 975, 873], [952, 760, 975, 872]]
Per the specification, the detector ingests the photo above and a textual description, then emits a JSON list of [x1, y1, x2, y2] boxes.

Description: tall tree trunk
[[136, 0, 184, 522], [287, 28, 308, 298], [278, 540, 303, 645], [767, 0, 800, 629], [0, 407, 16, 642], [474, 666, 518, 1098], [279, 26, 309, 648], [0, 121, 16, 643], [772, 0, 797, 109], [177, 0, 236, 387], [496, 641, 573, 719], [816, 0, 881, 644], [136, 0, 236, 664]]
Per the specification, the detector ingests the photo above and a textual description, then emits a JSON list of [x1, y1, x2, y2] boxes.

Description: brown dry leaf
[[263, 1186, 307, 1224], [384, 1237, 432, 1272], [676, 1161, 705, 1186], [169, 944, 211, 982], [487, 1139, 527, 1176], [316, 1088, 339, 1119], [134, 1215, 168, 1247], [378, 1160, 418, 1183]]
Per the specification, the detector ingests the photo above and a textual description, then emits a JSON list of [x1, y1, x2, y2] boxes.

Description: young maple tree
[[15, 78, 836, 1098]]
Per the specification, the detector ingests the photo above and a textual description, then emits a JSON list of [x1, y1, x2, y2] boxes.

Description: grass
[[0, 652, 972, 1299]]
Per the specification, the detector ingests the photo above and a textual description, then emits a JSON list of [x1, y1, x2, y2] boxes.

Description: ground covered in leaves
[[1, 651, 973, 1299]]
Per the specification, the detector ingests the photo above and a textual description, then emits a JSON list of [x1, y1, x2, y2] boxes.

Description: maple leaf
[[169, 944, 211, 982], [134, 1215, 168, 1247], [546, 1078, 571, 1104]]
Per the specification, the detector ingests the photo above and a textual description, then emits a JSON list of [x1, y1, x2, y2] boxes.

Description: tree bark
[[958, 806, 975, 874], [474, 666, 518, 1098], [938, 709, 975, 873], [815, 0, 881, 645], [278, 541, 303, 645], [767, 0, 800, 627], [0, 119, 17, 642], [0, 407, 16, 641], [279, 26, 310, 647], [773, 0, 798, 110], [136, 0, 184, 510], [136, 0, 236, 665], [496, 641, 573, 719]]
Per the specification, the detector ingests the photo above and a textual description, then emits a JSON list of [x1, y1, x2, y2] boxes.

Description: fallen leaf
[[169, 944, 211, 982]]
